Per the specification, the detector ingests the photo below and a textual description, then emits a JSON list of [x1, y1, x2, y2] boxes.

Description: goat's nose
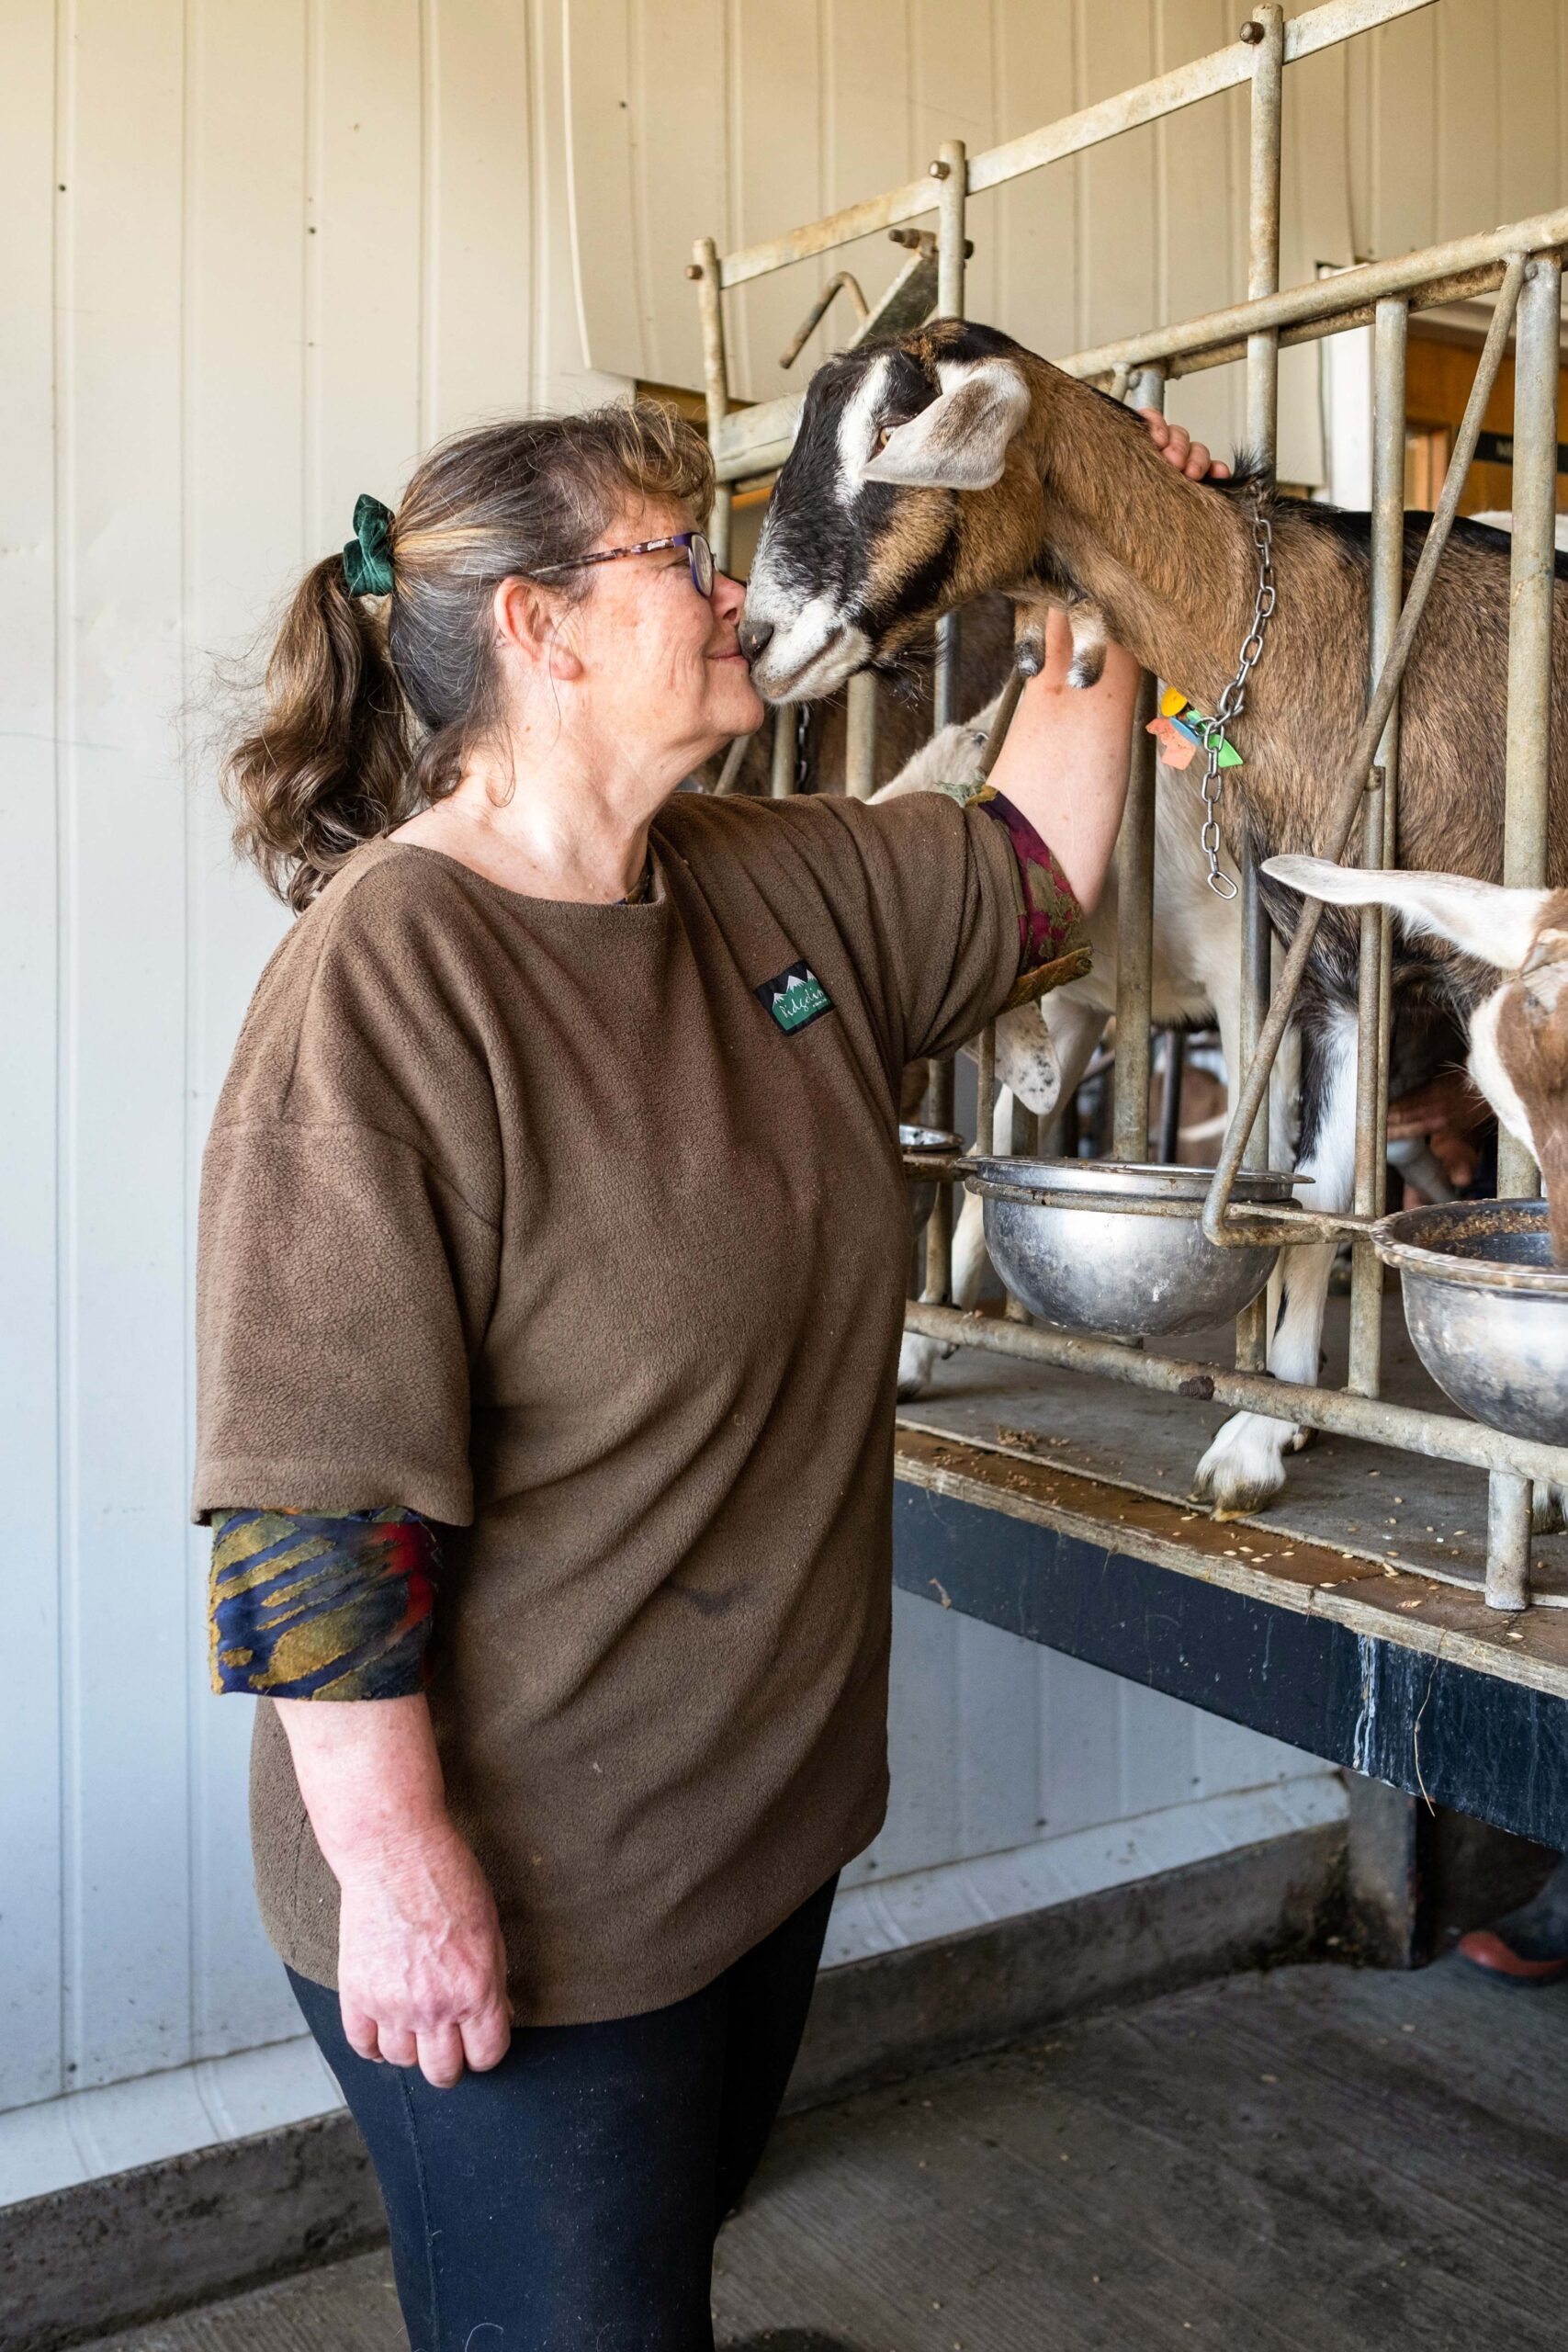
[[738, 614, 774, 662]]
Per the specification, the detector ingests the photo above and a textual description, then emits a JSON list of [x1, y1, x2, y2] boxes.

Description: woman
[[197, 398, 1219, 2350]]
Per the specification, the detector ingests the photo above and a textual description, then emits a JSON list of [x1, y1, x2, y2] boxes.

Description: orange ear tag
[[1147, 715, 1199, 770]]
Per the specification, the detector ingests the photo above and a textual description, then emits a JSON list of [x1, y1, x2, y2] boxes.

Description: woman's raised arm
[[987, 606, 1142, 918]]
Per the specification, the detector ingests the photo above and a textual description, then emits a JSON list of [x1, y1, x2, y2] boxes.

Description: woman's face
[[565, 497, 763, 768]]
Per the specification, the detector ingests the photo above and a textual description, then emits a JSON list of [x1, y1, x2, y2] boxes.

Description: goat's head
[[740, 320, 1047, 702], [1264, 856, 1568, 1260]]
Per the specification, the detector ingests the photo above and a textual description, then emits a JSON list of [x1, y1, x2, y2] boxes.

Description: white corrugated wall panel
[[184, 0, 310, 2071], [60, 0, 196, 2099], [1, 0, 67, 2118]]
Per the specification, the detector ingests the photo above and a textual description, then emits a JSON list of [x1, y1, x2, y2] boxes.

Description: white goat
[[882, 697, 1325, 1521]]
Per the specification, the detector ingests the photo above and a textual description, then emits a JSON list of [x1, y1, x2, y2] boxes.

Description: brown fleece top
[[193, 790, 1026, 2025]]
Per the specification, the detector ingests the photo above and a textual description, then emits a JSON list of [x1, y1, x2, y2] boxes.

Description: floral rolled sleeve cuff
[[935, 775, 1081, 972], [209, 1506, 439, 1700], [967, 785, 1081, 973]]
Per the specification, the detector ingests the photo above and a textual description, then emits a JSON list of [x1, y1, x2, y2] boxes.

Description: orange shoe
[[1457, 1858, 1568, 1986]]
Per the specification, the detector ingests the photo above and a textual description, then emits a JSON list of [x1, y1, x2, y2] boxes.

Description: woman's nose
[[738, 615, 774, 661]]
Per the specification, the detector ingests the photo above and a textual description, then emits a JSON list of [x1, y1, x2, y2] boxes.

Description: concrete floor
[[79, 1950, 1568, 2352]]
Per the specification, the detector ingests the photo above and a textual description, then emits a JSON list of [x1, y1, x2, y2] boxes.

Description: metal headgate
[[689, 0, 1568, 1611]]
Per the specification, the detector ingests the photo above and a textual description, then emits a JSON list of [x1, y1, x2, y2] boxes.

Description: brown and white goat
[[1266, 857, 1568, 1262], [742, 318, 1568, 1516]]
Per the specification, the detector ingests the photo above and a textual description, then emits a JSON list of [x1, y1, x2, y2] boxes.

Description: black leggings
[[288, 1874, 837, 2352]]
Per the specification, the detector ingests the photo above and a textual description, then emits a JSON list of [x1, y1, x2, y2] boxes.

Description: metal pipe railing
[[771, 704, 796, 797], [844, 673, 877, 799], [1229, 4, 1285, 1372], [712, 0, 1435, 291], [690, 235, 734, 569], [705, 218, 1568, 487], [904, 1300, 1568, 1493], [1347, 300, 1409, 1399], [1498, 253, 1562, 1197], [1110, 362, 1165, 1167], [922, 137, 970, 1305]]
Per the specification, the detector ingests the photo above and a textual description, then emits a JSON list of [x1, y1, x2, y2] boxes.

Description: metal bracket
[[778, 225, 956, 371]]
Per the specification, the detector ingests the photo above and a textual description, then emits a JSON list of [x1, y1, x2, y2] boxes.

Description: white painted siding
[[19, 0, 1559, 2159]]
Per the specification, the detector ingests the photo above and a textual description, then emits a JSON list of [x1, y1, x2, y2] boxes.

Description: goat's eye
[[875, 426, 893, 449]]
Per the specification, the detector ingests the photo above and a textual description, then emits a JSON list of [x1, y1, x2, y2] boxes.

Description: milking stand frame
[[691, 0, 1568, 1843]]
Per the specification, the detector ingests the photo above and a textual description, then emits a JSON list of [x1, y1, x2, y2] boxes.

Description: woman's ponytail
[[223, 552, 416, 913], [223, 401, 716, 911]]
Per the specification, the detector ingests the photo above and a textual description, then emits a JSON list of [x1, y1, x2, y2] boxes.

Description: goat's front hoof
[[897, 1331, 942, 1401], [1533, 1483, 1568, 1536], [1191, 1411, 1294, 1519], [1014, 638, 1045, 678]]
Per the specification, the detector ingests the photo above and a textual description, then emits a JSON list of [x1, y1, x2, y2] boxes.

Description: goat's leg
[[1192, 1008, 1356, 1519]]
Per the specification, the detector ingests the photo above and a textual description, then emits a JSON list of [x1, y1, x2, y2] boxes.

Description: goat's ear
[[862, 359, 1032, 492], [1262, 855, 1551, 970]]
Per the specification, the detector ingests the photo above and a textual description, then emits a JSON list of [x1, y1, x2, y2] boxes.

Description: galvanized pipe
[[1497, 254, 1562, 1201], [1245, 4, 1284, 463], [903, 1298, 1568, 1493], [975, 672, 1027, 1182], [934, 138, 967, 321], [1111, 362, 1164, 1166], [1235, 842, 1274, 1371], [844, 672, 878, 799], [1112, 672, 1158, 1161], [692, 236, 734, 571], [1232, 5, 1284, 1373], [1204, 257, 1529, 1249], [931, 137, 967, 741], [976, 1023, 998, 1158], [922, 1059, 957, 1301], [714, 0, 1436, 289], [706, 243, 1557, 491], [771, 704, 795, 797], [922, 133, 969, 1284], [1485, 1473, 1534, 1611], [1059, 208, 1568, 390], [1348, 297, 1409, 1398]]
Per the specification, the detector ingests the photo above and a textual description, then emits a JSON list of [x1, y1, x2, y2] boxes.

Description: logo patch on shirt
[[756, 959, 833, 1035]]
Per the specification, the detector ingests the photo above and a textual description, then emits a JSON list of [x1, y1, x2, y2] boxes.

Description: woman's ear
[[494, 578, 584, 682]]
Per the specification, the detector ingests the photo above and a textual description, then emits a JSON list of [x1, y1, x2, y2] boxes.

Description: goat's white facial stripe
[[1469, 988, 1538, 1163], [835, 354, 894, 505]]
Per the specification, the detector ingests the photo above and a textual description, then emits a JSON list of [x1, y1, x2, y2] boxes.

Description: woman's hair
[[224, 401, 715, 910]]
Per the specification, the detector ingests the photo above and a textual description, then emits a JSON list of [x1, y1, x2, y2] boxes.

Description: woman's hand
[[987, 613, 1141, 915], [274, 1690, 513, 2088], [1138, 409, 1233, 481], [336, 1820, 513, 2086]]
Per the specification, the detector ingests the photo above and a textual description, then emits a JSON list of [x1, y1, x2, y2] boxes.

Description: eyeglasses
[[531, 531, 716, 597]]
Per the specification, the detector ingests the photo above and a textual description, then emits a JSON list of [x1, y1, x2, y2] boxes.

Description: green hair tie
[[343, 492, 395, 597]]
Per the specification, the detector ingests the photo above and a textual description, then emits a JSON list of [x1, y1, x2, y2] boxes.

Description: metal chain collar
[[1196, 494, 1276, 899]]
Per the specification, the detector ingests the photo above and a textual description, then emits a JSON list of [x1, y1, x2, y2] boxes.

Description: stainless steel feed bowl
[[966, 1159, 1298, 1340], [899, 1126, 963, 1235], [1374, 1200, 1568, 1445]]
